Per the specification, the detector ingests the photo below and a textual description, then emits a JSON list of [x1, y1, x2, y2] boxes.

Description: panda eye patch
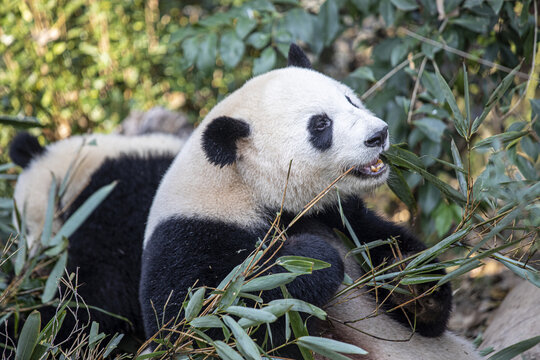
[[308, 114, 333, 151], [345, 95, 359, 109]]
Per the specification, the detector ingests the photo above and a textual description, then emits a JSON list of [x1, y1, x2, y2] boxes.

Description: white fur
[[145, 68, 389, 244], [13, 134, 184, 253]]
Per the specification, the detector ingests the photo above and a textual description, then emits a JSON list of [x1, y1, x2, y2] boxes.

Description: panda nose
[[364, 126, 388, 148]]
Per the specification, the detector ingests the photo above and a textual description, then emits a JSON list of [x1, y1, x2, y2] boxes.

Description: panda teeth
[[370, 159, 384, 173]]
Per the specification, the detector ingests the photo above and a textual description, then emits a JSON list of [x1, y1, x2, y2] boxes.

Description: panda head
[[198, 45, 390, 214]]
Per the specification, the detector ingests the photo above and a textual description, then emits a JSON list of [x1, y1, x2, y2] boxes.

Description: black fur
[[202, 116, 250, 167], [54, 152, 175, 343], [315, 196, 452, 337], [308, 113, 333, 151], [9, 132, 45, 168], [288, 44, 312, 69], [140, 216, 344, 357]]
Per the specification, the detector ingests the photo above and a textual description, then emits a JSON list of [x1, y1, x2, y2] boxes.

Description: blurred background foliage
[[1, 0, 538, 241]]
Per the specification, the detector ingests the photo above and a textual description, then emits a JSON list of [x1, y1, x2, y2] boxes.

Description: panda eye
[[311, 114, 332, 131], [345, 95, 359, 109]]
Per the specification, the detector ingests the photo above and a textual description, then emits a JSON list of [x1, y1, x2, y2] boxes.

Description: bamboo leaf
[[41, 252, 67, 303], [276, 256, 330, 274], [15, 311, 40, 360], [214, 340, 245, 360], [41, 177, 57, 247], [382, 146, 466, 205], [50, 181, 116, 247], [225, 306, 277, 323], [298, 336, 368, 355], [437, 260, 482, 286], [267, 299, 326, 320], [386, 165, 416, 214], [185, 288, 206, 322], [222, 315, 261, 360], [463, 63, 471, 135], [241, 273, 298, 292], [405, 228, 469, 270], [471, 64, 521, 134], [450, 139, 467, 196], [0, 115, 43, 129], [190, 315, 223, 328], [289, 310, 313, 360], [472, 130, 529, 150], [487, 335, 540, 360], [435, 67, 467, 138]]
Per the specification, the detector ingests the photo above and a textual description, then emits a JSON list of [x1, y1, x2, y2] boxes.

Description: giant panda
[[141, 45, 480, 359], [8, 132, 185, 344]]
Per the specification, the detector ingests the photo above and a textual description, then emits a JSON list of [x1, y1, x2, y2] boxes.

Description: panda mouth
[[350, 158, 388, 177]]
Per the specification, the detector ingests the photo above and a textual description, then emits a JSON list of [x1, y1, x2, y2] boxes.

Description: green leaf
[[317, 0, 340, 46], [413, 117, 447, 143], [0, 115, 43, 129], [222, 316, 261, 360], [185, 288, 206, 322], [349, 66, 375, 82], [386, 165, 416, 214], [41, 252, 67, 303], [226, 306, 277, 323], [242, 272, 297, 292], [421, 71, 445, 103], [190, 315, 223, 328], [390, 0, 418, 10], [379, 0, 395, 26], [451, 16, 491, 33], [41, 177, 57, 247], [246, 32, 270, 49], [276, 256, 330, 274], [486, 0, 503, 13], [435, 67, 467, 138], [405, 228, 470, 270], [471, 65, 521, 134], [390, 44, 408, 66], [437, 260, 482, 286], [50, 181, 116, 247], [220, 31, 245, 69], [451, 139, 467, 196], [181, 36, 199, 68], [382, 146, 466, 206], [487, 335, 540, 360], [214, 340, 245, 360], [289, 310, 313, 360], [267, 299, 326, 320], [103, 334, 124, 358], [196, 33, 218, 72], [463, 63, 471, 135], [400, 274, 444, 285], [298, 336, 368, 355], [219, 274, 245, 309], [473, 130, 529, 150], [236, 16, 257, 39], [15, 311, 40, 360], [253, 47, 276, 76], [497, 258, 540, 287]]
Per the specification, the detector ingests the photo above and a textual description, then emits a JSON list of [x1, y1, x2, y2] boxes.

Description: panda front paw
[[383, 254, 452, 337], [389, 281, 452, 337]]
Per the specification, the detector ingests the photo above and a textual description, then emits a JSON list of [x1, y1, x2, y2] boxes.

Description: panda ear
[[288, 44, 312, 69], [9, 132, 45, 168], [202, 116, 250, 167]]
